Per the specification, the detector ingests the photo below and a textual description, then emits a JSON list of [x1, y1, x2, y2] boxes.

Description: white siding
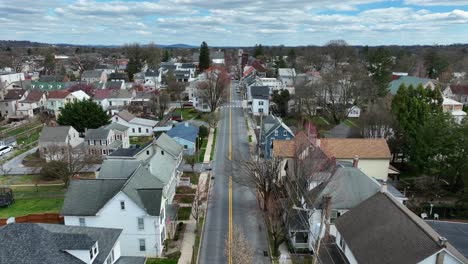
[[251, 99, 269, 116], [335, 231, 359, 264], [64, 192, 165, 257], [64, 250, 91, 264], [112, 117, 154, 136]]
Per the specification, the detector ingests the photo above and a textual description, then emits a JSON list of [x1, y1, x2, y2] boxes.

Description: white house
[[38, 126, 84, 161], [250, 86, 269, 116], [258, 78, 285, 93], [443, 97, 466, 124], [112, 110, 158, 136], [81, 70, 107, 84], [443, 85, 468, 105], [16, 90, 46, 117], [62, 134, 184, 257], [0, 71, 25, 88], [319, 138, 392, 181], [346, 105, 361, 118], [0, 89, 27, 119], [334, 192, 468, 264], [278, 68, 297, 86], [45, 90, 72, 117]]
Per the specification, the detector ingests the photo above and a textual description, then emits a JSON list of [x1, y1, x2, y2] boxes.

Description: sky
[[1, 0, 468, 46]]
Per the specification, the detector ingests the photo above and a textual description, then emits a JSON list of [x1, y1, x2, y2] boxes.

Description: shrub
[[199, 125, 209, 138]]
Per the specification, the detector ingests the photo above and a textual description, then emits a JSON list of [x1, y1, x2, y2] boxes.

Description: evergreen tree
[[287, 49, 296, 67], [57, 99, 110, 133], [367, 47, 393, 97], [424, 49, 449, 79], [162, 49, 170, 62], [272, 89, 290, 117], [254, 44, 264, 58], [199, 41, 210, 72]]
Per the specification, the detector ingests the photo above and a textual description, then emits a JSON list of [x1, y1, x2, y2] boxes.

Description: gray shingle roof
[[167, 122, 199, 143], [104, 122, 129, 132], [39, 126, 73, 143], [0, 223, 122, 264], [426, 220, 468, 258], [85, 127, 111, 140], [335, 192, 467, 264], [307, 167, 380, 209], [250, 86, 269, 100], [98, 159, 141, 179], [156, 133, 184, 158], [81, 70, 104, 78], [61, 179, 127, 216], [115, 257, 147, 264]]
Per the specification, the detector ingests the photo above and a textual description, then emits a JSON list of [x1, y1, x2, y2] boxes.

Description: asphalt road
[[199, 82, 269, 264]]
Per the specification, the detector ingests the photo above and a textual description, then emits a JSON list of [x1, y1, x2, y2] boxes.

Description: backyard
[[130, 136, 153, 146]]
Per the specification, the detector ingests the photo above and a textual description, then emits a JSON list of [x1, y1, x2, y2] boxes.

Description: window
[[146, 150, 150, 155], [146, 128, 149, 133], [138, 127, 141, 133], [258, 101, 264, 105], [259, 108, 264, 113], [124, 101, 127, 106], [161, 150, 164, 155], [79, 218, 86, 227], [274, 130, 279, 136], [339, 236, 346, 252], [89, 249, 93, 259], [120, 201, 125, 210], [109, 101, 113, 106], [283, 131, 288, 136], [184, 145, 188, 150], [102, 140, 107, 145], [138, 218, 144, 230], [139, 239, 146, 251], [330, 210, 341, 223], [115, 117, 119, 121], [132, 128, 135, 133], [102, 149, 107, 155]]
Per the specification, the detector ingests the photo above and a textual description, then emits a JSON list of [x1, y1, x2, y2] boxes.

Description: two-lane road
[[199, 82, 270, 263]]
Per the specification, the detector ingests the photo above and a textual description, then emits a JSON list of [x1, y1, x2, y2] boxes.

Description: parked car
[[0, 146, 13, 156]]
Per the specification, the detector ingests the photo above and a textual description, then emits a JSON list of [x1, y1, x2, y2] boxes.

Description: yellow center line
[[228, 82, 233, 264]]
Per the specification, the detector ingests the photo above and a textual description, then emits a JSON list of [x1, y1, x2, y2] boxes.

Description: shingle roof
[[167, 122, 199, 143], [81, 70, 104, 79], [104, 122, 129, 132], [61, 179, 127, 216], [106, 81, 124, 90], [98, 159, 141, 179], [47, 90, 71, 99], [389, 76, 432, 95], [320, 138, 391, 159], [109, 73, 129, 81], [307, 167, 381, 209], [335, 192, 467, 264], [426, 220, 468, 258], [0, 223, 122, 264], [39, 126, 73, 143], [250, 86, 269, 100], [156, 133, 184, 158], [115, 257, 147, 264], [3, 89, 26, 100], [85, 127, 111, 140], [21, 90, 44, 103], [449, 84, 468, 95], [272, 140, 296, 158], [181, 63, 196, 69], [93, 89, 113, 100], [117, 110, 136, 122]]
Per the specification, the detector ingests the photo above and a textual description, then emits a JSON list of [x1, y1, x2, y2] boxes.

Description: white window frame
[[120, 201, 125, 210], [79, 217, 86, 227], [139, 239, 146, 251], [137, 217, 145, 230]]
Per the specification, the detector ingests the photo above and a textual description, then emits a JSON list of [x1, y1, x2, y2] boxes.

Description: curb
[[195, 171, 212, 264]]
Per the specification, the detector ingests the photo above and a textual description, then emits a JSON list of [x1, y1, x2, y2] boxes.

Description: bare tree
[[197, 67, 230, 112], [224, 225, 254, 264], [206, 112, 220, 129], [233, 157, 283, 211], [41, 144, 101, 186], [266, 197, 288, 257], [191, 177, 206, 222], [360, 98, 395, 138], [324, 40, 355, 69]]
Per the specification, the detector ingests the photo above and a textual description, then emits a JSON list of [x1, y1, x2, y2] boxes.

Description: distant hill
[[159, 44, 197, 49], [0, 40, 198, 49]]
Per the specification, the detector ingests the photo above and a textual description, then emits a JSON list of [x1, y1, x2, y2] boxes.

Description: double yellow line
[[228, 82, 233, 264]]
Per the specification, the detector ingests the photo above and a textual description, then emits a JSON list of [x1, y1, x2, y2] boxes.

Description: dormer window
[[120, 201, 125, 210]]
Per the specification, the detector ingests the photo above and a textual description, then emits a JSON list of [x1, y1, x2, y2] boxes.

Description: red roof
[[47, 90, 71, 99], [449, 84, 468, 95], [93, 89, 113, 100], [23, 90, 44, 102], [243, 66, 255, 77]]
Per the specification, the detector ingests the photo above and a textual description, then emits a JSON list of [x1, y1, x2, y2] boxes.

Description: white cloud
[[404, 0, 468, 6]]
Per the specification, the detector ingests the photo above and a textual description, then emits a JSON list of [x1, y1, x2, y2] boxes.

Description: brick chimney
[[352, 155, 359, 168]]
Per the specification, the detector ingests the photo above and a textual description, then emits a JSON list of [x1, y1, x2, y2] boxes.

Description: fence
[[0, 213, 64, 226]]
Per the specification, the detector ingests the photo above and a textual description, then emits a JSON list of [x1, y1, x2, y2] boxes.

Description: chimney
[[184, 122, 189, 127], [438, 237, 448, 248], [352, 155, 359, 168], [436, 237, 448, 264], [381, 181, 387, 193], [323, 195, 332, 241]]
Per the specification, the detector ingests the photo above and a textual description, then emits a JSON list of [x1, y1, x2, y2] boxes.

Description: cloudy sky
[[1, 0, 468, 46]]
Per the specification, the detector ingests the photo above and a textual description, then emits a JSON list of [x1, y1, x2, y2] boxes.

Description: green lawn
[[210, 128, 217, 161], [130, 136, 153, 146], [0, 175, 47, 185], [16, 128, 41, 145], [175, 108, 199, 120], [184, 172, 199, 185], [248, 135, 252, 143], [146, 259, 178, 264], [2, 122, 41, 137], [177, 207, 192, 220], [0, 185, 65, 218], [197, 138, 208, 162]]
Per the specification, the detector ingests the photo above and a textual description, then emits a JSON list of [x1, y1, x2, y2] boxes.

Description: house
[[46, 90, 71, 117], [108, 141, 155, 161], [426, 220, 468, 258], [260, 115, 294, 159], [444, 84, 468, 105], [107, 90, 135, 114], [30, 81, 66, 91], [85, 123, 130, 156], [38, 126, 84, 161], [443, 97, 466, 124], [319, 138, 392, 181], [0, 89, 27, 119], [112, 110, 158, 136], [93, 89, 113, 111], [250, 86, 269, 116], [81, 70, 107, 84], [62, 134, 183, 257], [211, 50, 225, 65], [0, 223, 146, 264], [335, 192, 468, 264], [0, 71, 25, 88], [278, 68, 297, 86], [167, 122, 199, 155], [109, 72, 129, 83], [105, 81, 125, 90], [16, 90, 46, 117], [389, 75, 436, 95]]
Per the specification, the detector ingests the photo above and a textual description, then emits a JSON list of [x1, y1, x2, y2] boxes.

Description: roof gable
[[39, 126, 73, 143], [449, 84, 468, 95], [167, 123, 199, 143]]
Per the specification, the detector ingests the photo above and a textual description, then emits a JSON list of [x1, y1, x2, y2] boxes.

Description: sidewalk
[[203, 128, 215, 163], [177, 172, 209, 264]]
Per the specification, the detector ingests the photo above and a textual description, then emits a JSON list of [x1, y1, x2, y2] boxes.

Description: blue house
[[260, 115, 294, 159], [167, 122, 199, 155]]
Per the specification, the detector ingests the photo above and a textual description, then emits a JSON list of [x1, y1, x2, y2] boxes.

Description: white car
[[0, 146, 13, 156]]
